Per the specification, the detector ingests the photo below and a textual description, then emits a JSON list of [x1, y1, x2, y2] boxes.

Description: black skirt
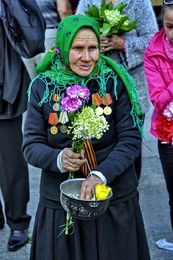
[[29, 195, 150, 260]]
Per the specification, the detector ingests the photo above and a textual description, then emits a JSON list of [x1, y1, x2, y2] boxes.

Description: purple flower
[[66, 85, 90, 100], [61, 85, 90, 114], [61, 96, 82, 113]]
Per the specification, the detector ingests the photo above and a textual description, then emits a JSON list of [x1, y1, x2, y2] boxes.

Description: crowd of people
[[0, 0, 173, 259]]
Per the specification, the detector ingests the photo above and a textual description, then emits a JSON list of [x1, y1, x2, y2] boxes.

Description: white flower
[[68, 107, 109, 141]]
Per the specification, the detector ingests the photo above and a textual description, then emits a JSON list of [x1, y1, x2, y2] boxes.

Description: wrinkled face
[[69, 28, 99, 77], [163, 7, 173, 43]]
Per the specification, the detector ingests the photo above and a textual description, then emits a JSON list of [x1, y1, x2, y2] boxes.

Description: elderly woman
[[23, 15, 150, 260]]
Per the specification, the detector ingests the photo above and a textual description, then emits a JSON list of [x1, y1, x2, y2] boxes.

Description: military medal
[[52, 93, 60, 112], [59, 111, 69, 133], [92, 93, 104, 116], [95, 106, 104, 116], [50, 125, 58, 135], [53, 103, 59, 112], [103, 106, 112, 115], [48, 113, 59, 135], [60, 125, 68, 133], [102, 93, 113, 116]]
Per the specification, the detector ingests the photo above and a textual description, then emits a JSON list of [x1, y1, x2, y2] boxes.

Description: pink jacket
[[144, 28, 173, 142]]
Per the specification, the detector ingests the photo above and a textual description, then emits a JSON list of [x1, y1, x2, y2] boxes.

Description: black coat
[[23, 75, 142, 203], [0, 20, 31, 119], [0, 0, 45, 119]]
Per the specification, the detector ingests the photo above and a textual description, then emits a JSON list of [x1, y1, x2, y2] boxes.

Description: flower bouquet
[[85, 1, 137, 36], [155, 101, 173, 145], [59, 84, 109, 235]]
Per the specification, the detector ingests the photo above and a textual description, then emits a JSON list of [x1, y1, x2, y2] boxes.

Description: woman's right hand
[[61, 148, 85, 172]]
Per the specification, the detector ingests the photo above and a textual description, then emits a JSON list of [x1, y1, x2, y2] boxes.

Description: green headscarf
[[28, 15, 144, 136], [36, 15, 100, 73]]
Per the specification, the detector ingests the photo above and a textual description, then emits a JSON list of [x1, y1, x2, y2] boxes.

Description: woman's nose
[[81, 49, 91, 61]]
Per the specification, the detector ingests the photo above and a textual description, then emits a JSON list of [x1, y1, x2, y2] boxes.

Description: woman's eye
[[73, 46, 83, 51], [89, 46, 97, 51]]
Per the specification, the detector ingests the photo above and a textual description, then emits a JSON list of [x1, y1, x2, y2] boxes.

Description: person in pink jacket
[[144, 1, 173, 232]]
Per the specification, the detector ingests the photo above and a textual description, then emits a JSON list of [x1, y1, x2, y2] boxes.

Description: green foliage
[[85, 0, 137, 36]]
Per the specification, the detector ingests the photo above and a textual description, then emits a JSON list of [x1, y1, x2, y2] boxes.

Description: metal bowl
[[60, 178, 113, 220]]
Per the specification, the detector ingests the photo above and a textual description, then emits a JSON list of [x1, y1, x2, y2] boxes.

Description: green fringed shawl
[[27, 15, 144, 136], [28, 55, 144, 137]]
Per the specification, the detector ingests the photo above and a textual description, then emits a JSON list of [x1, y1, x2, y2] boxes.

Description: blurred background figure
[[0, 0, 45, 252], [23, 0, 80, 80], [144, 1, 173, 236], [76, 0, 158, 179], [57, 0, 79, 19], [23, 0, 61, 79], [152, 0, 163, 29]]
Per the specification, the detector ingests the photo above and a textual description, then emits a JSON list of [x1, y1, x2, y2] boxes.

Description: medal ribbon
[[80, 139, 97, 177], [102, 93, 113, 106], [92, 93, 102, 106], [48, 113, 58, 125], [59, 111, 69, 124], [52, 93, 60, 102]]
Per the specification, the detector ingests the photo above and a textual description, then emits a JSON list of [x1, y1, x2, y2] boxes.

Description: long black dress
[[23, 75, 150, 260]]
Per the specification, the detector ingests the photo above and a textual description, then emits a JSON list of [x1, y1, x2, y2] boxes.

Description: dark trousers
[[158, 140, 173, 230], [0, 200, 4, 225], [0, 115, 31, 230]]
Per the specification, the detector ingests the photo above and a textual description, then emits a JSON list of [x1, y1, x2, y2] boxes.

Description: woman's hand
[[80, 175, 103, 200], [101, 34, 125, 53], [61, 148, 85, 172]]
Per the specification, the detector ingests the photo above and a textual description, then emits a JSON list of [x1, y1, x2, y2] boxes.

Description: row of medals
[[95, 105, 112, 116], [50, 101, 69, 135], [50, 98, 112, 135]]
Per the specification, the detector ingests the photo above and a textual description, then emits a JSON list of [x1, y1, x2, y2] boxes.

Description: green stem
[[64, 139, 84, 235]]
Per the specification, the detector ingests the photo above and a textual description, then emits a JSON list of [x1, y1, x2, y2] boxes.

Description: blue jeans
[[158, 140, 173, 230]]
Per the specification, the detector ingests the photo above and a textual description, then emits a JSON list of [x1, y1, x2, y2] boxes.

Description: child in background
[[144, 0, 173, 235]]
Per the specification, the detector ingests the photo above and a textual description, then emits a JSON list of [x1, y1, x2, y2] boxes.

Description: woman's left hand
[[101, 34, 125, 53], [80, 175, 103, 200]]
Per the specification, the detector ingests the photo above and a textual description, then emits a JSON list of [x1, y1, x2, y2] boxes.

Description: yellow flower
[[95, 184, 112, 200]]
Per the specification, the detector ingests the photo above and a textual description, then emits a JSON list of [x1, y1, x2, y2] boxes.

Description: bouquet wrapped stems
[[69, 139, 84, 180]]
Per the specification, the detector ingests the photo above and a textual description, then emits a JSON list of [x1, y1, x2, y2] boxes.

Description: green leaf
[[117, 16, 129, 30], [119, 20, 138, 33], [102, 23, 111, 36], [105, 2, 114, 10], [85, 4, 100, 19], [115, 3, 127, 13]]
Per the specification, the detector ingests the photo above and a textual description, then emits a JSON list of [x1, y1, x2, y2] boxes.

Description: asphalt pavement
[[0, 105, 173, 260]]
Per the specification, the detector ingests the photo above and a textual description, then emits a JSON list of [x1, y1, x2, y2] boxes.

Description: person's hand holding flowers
[[101, 34, 125, 53], [85, 1, 137, 53], [61, 148, 85, 173]]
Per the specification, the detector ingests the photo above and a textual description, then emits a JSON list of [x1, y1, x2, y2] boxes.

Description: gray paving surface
[[0, 105, 173, 259]]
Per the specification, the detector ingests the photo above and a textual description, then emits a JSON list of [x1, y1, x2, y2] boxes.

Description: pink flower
[[61, 85, 90, 114], [66, 85, 90, 100], [61, 96, 82, 113]]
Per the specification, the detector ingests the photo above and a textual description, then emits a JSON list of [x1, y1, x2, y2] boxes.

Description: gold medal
[[53, 103, 59, 112], [60, 125, 68, 133], [104, 106, 112, 115], [50, 125, 58, 135], [95, 106, 104, 116]]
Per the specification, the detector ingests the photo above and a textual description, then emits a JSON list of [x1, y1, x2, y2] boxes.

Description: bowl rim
[[60, 178, 113, 202]]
